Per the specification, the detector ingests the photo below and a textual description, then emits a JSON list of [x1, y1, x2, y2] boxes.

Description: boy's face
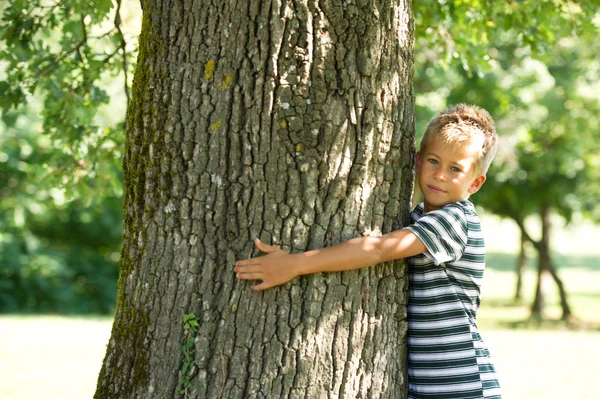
[[416, 137, 486, 213]]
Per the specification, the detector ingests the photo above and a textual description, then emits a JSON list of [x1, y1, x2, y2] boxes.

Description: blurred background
[[1, 1, 599, 398]]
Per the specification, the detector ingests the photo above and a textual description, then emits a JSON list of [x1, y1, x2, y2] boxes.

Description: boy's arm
[[235, 229, 426, 291]]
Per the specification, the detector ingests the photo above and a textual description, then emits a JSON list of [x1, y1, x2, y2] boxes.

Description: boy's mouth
[[428, 185, 446, 194]]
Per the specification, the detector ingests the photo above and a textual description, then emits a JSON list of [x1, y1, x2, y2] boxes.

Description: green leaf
[[183, 313, 196, 323]]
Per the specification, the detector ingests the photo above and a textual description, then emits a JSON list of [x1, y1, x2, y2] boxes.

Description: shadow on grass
[[482, 294, 600, 331], [486, 252, 530, 272], [482, 302, 600, 332], [486, 252, 600, 272], [552, 254, 600, 272], [498, 316, 600, 332], [482, 298, 525, 308]]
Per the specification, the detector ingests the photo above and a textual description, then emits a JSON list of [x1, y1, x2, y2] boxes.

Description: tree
[[93, 0, 415, 397]]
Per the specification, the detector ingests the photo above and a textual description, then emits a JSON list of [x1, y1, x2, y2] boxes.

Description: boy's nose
[[434, 171, 446, 181]]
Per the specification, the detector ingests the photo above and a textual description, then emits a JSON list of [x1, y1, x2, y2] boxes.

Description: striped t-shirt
[[405, 201, 501, 399]]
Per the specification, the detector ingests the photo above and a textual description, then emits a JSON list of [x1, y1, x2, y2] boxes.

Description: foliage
[[0, 0, 137, 314], [414, 3, 600, 226], [178, 313, 200, 397], [447, 38, 600, 225], [0, 114, 122, 313], [414, 0, 600, 73], [0, 0, 135, 200]]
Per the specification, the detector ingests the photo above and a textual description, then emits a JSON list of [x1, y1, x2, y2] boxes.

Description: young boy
[[235, 104, 502, 398]]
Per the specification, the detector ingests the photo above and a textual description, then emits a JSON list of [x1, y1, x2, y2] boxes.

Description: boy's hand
[[235, 238, 298, 291]]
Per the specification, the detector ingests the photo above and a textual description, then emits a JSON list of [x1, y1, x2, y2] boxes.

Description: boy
[[235, 104, 502, 398]]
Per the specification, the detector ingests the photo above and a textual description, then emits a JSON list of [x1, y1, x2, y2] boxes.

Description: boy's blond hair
[[420, 104, 498, 175]]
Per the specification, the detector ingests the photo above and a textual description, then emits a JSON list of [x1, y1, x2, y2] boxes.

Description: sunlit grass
[[479, 266, 600, 330], [479, 213, 600, 330], [476, 213, 600, 398], [2, 311, 600, 399], [484, 329, 600, 399], [0, 316, 111, 399]]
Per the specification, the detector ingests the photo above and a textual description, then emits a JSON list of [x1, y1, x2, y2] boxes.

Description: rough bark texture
[[95, 0, 415, 398]]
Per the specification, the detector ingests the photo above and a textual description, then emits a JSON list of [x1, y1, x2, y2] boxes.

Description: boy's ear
[[468, 174, 486, 194], [415, 152, 422, 174]]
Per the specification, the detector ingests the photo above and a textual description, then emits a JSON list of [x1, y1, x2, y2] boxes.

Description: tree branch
[[504, 204, 542, 251], [114, 0, 131, 106], [34, 37, 87, 79], [510, 216, 540, 251]]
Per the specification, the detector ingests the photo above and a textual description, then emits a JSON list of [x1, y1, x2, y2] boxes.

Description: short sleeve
[[406, 205, 468, 266]]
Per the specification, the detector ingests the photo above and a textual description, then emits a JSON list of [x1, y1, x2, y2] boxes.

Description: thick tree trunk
[[95, 1, 415, 398]]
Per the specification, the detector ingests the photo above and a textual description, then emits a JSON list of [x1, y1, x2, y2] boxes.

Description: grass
[[0, 214, 598, 398], [476, 262, 600, 398], [2, 312, 599, 399], [0, 316, 111, 399], [479, 264, 600, 330], [479, 213, 600, 330], [475, 213, 600, 398], [484, 329, 600, 399]]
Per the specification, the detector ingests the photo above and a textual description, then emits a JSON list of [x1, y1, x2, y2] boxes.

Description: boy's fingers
[[236, 272, 263, 280], [254, 238, 279, 254], [235, 259, 260, 267], [235, 264, 264, 273]]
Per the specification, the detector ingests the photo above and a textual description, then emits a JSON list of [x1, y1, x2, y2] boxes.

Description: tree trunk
[[530, 247, 546, 319], [545, 257, 572, 321], [530, 204, 571, 320], [95, 1, 415, 398], [513, 231, 526, 302]]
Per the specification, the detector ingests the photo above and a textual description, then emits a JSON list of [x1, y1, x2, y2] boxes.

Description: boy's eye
[[427, 158, 439, 165], [451, 166, 462, 173]]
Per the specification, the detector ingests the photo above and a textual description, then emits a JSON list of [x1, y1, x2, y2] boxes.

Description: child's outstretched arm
[[235, 229, 426, 291]]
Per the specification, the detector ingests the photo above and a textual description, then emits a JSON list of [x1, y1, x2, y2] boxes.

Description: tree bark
[[95, 0, 415, 398]]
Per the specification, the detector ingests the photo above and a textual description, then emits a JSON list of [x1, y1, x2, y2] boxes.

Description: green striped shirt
[[405, 201, 501, 399]]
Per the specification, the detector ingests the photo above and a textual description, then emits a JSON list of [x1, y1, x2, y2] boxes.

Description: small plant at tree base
[[178, 313, 199, 397]]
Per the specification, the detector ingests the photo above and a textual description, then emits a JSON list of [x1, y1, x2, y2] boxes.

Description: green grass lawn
[[1, 214, 598, 398]]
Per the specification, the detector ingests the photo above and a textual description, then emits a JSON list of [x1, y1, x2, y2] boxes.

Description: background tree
[[463, 38, 600, 321]]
